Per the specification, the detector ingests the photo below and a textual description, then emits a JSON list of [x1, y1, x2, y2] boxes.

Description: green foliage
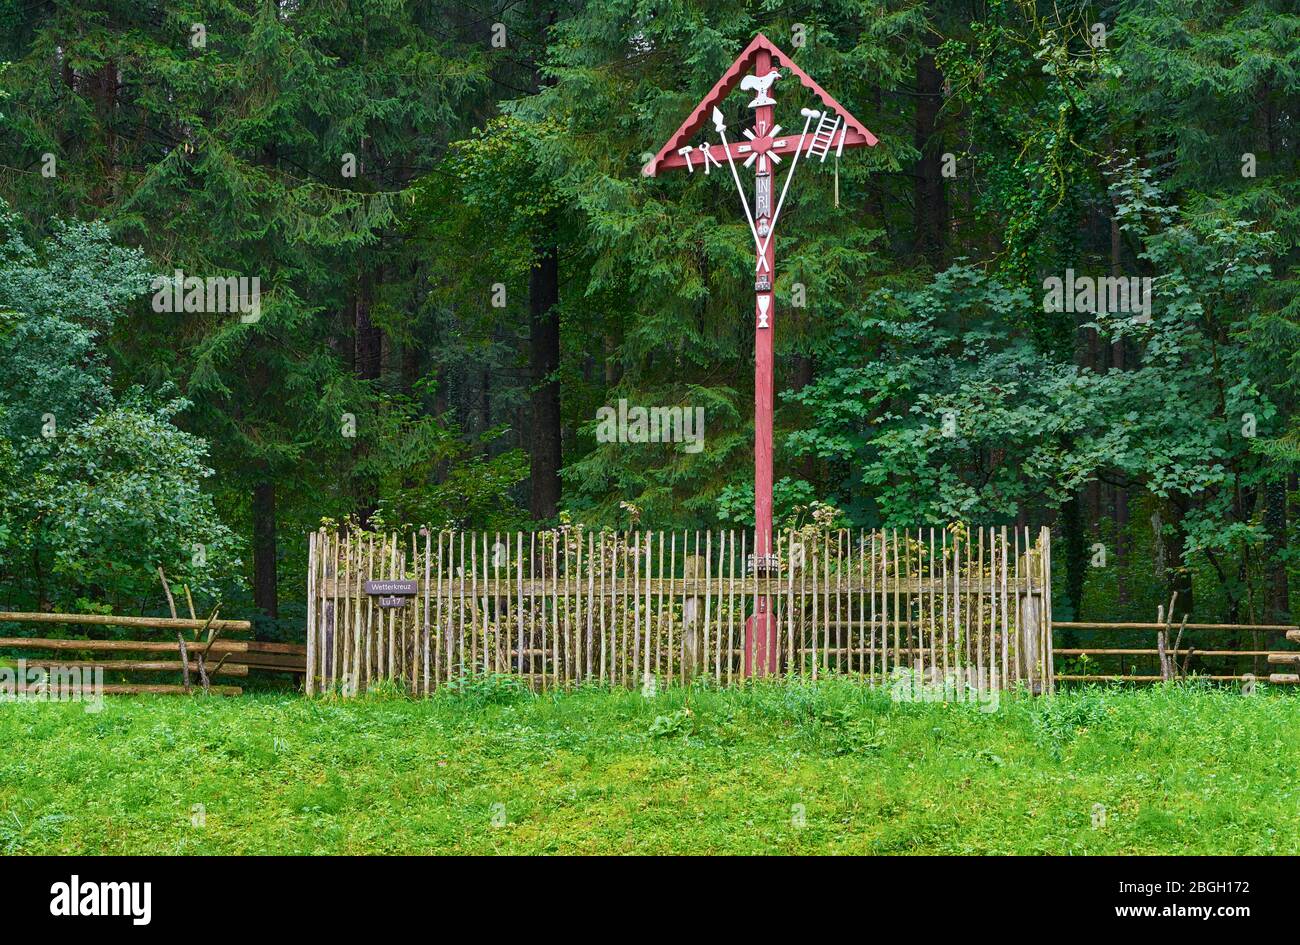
[[648, 706, 694, 737], [1, 1, 1298, 628], [27, 399, 242, 602], [438, 672, 531, 708], [0, 207, 241, 608], [0, 0, 495, 623], [1030, 687, 1112, 757]]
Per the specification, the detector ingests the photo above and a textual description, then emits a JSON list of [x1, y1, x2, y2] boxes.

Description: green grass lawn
[[1, 678, 1297, 854]]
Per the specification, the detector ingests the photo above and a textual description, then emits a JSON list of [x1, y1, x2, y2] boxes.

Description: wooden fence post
[[1017, 585, 1042, 694], [682, 554, 704, 680], [306, 531, 317, 696], [322, 533, 336, 694], [1017, 541, 1044, 694], [1018, 528, 1057, 694]]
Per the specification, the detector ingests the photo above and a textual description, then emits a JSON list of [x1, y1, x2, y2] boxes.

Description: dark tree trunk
[[521, 7, 562, 521], [604, 332, 620, 386], [1062, 489, 1088, 618], [1264, 476, 1290, 622], [913, 41, 948, 267], [529, 242, 562, 520], [1081, 245, 1102, 532], [424, 285, 449, 470], [401, 336, 420, 397], [87, 62, 118, 204], [1113, 484, 1130, 604], [1166, 502, 1193, 616], [792, 354, 817, 483], [1110, 214, 1130, 604], [867, 87, 887, 227], [353, 273, 380, 525], [354, 280, 381, 382], [252, 480, 278, 621], [398, 335, 425, 492]]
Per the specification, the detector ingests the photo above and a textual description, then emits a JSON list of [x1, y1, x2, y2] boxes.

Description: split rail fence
[[0, 612, 305, 695], [307, 525, 1054, 697], [1052, 618, 1300, 686]]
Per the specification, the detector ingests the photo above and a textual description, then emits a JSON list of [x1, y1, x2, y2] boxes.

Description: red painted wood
[[744, 611, 778, 677], [642, 33, 878, 178], [748, 46, 777, 676], [651, 128, 875, 174]]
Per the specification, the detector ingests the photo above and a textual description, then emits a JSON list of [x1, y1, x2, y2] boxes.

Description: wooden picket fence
[[306, 525, 1054, 697]]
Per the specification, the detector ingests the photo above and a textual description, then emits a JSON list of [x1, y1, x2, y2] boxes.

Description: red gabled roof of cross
[[642, 33, 878, 177]]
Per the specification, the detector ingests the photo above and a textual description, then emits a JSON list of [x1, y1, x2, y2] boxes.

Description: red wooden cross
[[645, 34, 877, 676]]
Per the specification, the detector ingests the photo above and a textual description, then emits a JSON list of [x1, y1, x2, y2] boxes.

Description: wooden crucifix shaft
[[745, 45, 779, 677]]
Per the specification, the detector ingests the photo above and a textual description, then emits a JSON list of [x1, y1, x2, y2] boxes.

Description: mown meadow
[[1, 679, 1296, 855]]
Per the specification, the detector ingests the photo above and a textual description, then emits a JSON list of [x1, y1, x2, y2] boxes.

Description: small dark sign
[[376, 595, 408, 608], [363, 580, 418, 596]]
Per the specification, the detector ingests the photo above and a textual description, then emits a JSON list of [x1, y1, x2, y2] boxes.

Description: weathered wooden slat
[[1056, 648, 1279, 658], [306, 531, 317, 695], [246, 641, 305, 655], [21, 659, 248, 676], [316, 576, 1041, 599], [232, 648, 307, 667], [0, 612, 251, 632], [10, 684, 243, 695], [1055, 621, 1300, 632], [668, 531, 676, 685], [1055, 675, 1271, 683], [0, 638, 250, 653], [939, 527, 948, 685], [337, 531, 349, 691], [230, 661, 305, 675], [1041, 525, 1054, 693], [632, 531, 642, 687], [726, 530, 735, 685]]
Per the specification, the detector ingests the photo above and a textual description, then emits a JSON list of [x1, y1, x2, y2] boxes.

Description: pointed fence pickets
[[306, 525, 1054, 697]]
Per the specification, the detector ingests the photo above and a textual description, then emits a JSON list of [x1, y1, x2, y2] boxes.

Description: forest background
[[0, 0, 1296, 648]]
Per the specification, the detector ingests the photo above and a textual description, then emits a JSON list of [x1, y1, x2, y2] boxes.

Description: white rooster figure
[[740, 69, 781, 108]]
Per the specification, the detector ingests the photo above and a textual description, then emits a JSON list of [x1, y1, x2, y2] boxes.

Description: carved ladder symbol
[[807, 113, 843, 163]]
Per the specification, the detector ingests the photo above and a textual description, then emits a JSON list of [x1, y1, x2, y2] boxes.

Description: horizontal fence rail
[[307, 526, 1053, 697], [0, 611, 251, 633], [1051, 621, 1300, 686]]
